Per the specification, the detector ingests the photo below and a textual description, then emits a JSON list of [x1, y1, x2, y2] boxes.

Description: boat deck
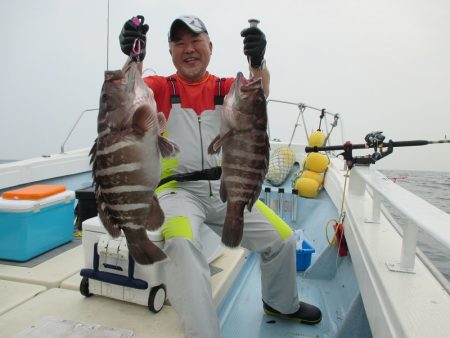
[[0, 241, 247, 337], [219, 188, 372, 338], [0, 159, 376, 338]]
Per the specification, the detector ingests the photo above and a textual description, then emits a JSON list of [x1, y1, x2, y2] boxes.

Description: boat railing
[[266, 99, 344, 147], [60, 108, 99, 154], [348, 166, 450, 274]]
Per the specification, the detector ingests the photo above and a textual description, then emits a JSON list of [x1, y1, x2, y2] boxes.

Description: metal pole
[[60, 108, 99, 153], [267, 99, 339, 118]]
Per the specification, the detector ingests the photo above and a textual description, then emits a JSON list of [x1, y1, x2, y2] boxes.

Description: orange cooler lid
[[2, 184, 67, 200]]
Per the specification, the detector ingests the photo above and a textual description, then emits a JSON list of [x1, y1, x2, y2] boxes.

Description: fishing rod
[[305, 131, 449, 168]]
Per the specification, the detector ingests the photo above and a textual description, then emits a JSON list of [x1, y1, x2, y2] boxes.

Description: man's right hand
[[119, 15, 149, 61]]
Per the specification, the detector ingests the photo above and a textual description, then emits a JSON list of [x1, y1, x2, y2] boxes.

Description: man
[[119, 15, 322, 338]]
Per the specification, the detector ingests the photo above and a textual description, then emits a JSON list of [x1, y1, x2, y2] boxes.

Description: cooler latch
[[97, 235, 129, 273]]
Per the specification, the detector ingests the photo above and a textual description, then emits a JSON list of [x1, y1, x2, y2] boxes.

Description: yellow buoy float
[[304, 152, 329, 173], [294, 130, 329, 198], [299, 170, 324, 185], [294, 177, 320, 198], [308, 130, 326, 147]]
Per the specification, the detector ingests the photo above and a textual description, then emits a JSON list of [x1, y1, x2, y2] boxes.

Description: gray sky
[[1, 0, 449, 171]]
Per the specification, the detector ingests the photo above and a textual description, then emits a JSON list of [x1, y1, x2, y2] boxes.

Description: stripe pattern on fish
[[90, 61, 179, 264], [208, 72, 269, 247]]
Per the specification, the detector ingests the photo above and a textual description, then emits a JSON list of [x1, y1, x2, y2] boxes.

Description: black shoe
[[263, 300, 322, 325]]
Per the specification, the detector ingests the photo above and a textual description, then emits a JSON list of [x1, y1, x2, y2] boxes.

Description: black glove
[[119, 15, 149, 61], [240, 27, 266, 68]]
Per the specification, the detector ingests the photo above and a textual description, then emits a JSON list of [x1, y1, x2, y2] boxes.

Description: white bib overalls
[[157, 77, 300, 338]]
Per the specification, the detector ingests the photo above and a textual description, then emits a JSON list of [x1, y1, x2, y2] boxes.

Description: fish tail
[[222, 202, 245, 248], [122, 227, 167, 264]]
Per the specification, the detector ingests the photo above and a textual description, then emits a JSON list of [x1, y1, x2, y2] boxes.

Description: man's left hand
[[240, 27, 267, 68]]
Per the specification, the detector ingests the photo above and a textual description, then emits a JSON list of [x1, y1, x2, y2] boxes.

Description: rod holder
[[264, 187, 271, 206], [291, 189, 298, 223], [278, 188, 284, 217]]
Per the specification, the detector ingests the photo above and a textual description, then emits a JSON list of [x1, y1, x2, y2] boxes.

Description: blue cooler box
[[0, 190, 75, 261]]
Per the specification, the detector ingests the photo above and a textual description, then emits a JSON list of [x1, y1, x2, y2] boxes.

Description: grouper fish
[[90, 61, 179, 264], [208, 72, 269, 247]]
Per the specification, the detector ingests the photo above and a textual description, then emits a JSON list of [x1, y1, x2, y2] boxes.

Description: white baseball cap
[[168, 15, 208, 41]]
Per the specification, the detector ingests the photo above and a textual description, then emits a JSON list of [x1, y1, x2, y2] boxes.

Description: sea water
[[381, 170, 450, 281]]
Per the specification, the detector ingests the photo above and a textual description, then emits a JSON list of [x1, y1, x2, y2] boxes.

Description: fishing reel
[[364, 131, 393, 163], [341, 131, 393, 168], [304, 131, 394, 169], [365, 131, 385, 147]]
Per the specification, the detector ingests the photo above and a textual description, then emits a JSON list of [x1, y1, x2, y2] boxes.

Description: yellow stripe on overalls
[[255, 200, 293, 240], [156, 157, 179, 193], [156, 131, 179, 194], [162, 216, 193, 240]]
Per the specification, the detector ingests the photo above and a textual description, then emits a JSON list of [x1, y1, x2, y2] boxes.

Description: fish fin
[[97, 205, 122, 238], [221, 202, 244, 248], [132, 104, 156, 133], [89, 138, 98, 165], [158, 135, 180, 158], [219, 179, 227, 203], [247, 182, 263, 212], [208, 130, 232, 154], [208, 135, 221, 154], [89, 139, 99, 184], [265, 134, 271, 168], [94, 185, 122, 237], [98, 212, 122, 238], [146, 195, 165, 230], [122, 227, 167, 265], [157, 112, 168, 132]]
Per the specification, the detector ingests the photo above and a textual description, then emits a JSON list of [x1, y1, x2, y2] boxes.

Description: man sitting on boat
[[118, 14, 322, 337]]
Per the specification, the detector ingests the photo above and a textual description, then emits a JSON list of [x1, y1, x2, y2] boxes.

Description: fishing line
[[324, 167, 350, 269], [106, 0, 110, 70]]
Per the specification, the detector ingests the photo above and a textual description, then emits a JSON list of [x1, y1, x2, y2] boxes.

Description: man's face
[[169, 26, 212, 82]]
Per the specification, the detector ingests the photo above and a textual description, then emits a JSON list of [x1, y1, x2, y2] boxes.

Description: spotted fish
[[208, 72, 269, 247], [90, 61, 179, 264]]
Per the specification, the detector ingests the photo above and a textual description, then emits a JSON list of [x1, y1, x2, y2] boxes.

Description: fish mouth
[[234, 72, 249, 94], [104, 69, 125, 83], [235, 72, 246, 87], [235, 72, 262, 94], [121, 60, 137, 76], [103, 59, 137, 84], [123, 62, 140, 92]]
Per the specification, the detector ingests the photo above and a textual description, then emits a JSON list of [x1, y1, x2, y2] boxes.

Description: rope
[[325, 167, 350, 246]]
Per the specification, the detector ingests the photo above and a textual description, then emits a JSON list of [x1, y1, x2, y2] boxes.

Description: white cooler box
[[80, 216, 224, 313]]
